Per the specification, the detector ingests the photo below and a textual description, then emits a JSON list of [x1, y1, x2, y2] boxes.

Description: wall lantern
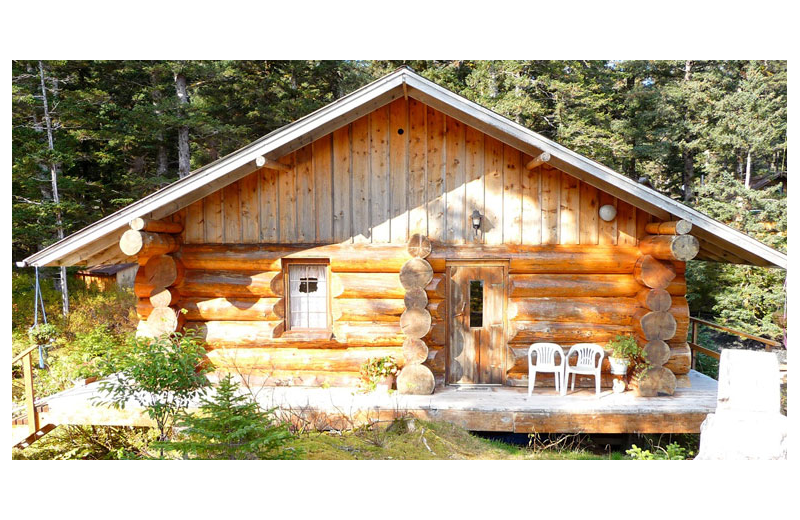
[[471, 210, 483, 236], [599, 204, 617, 222]]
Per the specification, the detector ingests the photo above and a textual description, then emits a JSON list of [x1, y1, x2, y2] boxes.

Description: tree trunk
[[745, 149, 752, 189], [682, 60, 695, 203], [174, 71, 191, 178], [150, 70, 169, 176], [38, 61, 68, 317]]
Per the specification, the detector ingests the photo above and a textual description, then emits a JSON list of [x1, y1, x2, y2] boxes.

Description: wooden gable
[[180, 100, 653, 247]]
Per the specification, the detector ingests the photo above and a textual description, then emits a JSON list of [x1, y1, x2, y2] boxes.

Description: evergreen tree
[[157, 374, 295, 460]]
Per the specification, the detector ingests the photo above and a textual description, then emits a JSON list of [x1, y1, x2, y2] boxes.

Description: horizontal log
[[255, 156, 293, 171], [333, 322, 405, 345], [508, 321, 633, 345], [425, 274, 447, 300], [525, 151, 551, 170], [427, 300, 446, 320], [185, 321, 284, 346], [670, 297, 690, 343], [666, 275, 686, 296], [335, 272, 405, 299], [129, 217, 183, 234], [137, 299, 153, 319], [510, 297, 640, 325], [664, 343, 691, 375], [634, 255, 676, 289], [181, 297, 282, 321], [178, 244, 411, 272], [332, 298, 405, 321], [423, 320, 446, 346], [134, 268, 155, 298], [178, 244, 640, 274], [423, 346, 445, 374], [120, 230, 179, 257], [509, 274, 642, 298], [639, 235, 700, 262], [189, 320, 407, 349], [213, 369, 362, 388], [144, 255, 185, 288], [178, 270, 282, 298], [644, 220, 692, 236], [205, 346, 405, 372], [428, 245, 641, 274]]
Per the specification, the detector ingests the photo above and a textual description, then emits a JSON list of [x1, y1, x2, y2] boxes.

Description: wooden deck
[[17, 370, 717, 439]]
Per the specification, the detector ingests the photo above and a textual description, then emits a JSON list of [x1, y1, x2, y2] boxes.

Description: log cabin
[[17, 67, 786, 433]]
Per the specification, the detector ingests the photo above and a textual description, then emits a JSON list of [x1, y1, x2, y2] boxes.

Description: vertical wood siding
[[183, 103, 650, 246]]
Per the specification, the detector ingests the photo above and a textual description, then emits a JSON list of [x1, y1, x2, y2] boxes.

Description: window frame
[[282, 258, 332, 335]]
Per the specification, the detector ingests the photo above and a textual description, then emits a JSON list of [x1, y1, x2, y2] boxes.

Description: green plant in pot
[[607, 334, 641, 376], [359, 356, 399, 393]]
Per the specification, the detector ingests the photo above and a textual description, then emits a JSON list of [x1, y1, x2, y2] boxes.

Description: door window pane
[[469, 280, 483, 328]]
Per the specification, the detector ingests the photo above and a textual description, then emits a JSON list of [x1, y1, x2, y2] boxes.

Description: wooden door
[[447, 263, 506, 385]]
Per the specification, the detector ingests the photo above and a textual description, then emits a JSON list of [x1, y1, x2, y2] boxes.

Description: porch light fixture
[[471, 210, 483, 236], [599, 204, 617, 222]]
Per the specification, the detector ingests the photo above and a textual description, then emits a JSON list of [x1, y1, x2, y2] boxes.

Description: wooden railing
[[11, 344, 54, 449], [689, 316, 783, 371]]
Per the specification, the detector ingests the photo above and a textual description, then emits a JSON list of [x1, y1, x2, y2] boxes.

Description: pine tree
[[157, 374, 295, 460]]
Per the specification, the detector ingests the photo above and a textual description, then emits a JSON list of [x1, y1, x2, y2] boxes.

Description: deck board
[[36, 371, 717, 434]]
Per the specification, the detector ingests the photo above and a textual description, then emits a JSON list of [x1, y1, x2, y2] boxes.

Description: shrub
[[626, 442, 692, 460], [95, 331, 210, 447], [156, 374, 296, 460]]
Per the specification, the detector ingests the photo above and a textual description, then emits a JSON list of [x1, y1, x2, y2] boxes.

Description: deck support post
[[22, 352, 39, 435]]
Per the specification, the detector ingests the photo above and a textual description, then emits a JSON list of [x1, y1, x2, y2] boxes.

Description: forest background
[[11, 60, 787, 339]]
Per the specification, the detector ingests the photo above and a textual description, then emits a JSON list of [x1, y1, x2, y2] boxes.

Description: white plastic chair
[[564, 343, 605, 395], [527, 343, 566, 396]]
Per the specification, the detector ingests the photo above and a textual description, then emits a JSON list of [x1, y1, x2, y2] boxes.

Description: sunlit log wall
[[130, 100, 692, 388]]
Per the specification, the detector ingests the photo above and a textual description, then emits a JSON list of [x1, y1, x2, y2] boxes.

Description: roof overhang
[[18, 67, 786, 270]]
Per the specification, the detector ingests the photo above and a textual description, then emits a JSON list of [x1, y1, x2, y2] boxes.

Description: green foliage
[[607, 334, 650, 381], [607, 334, 640, 360], [27, 322, 58, 346], [95, 331, 210, 443], [12, 425, 157, 460], [155, 374, 296, 460], [358, 356, 399, 393], [626, 442, 692, 460]]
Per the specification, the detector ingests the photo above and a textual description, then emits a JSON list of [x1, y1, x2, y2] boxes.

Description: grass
[[286, 418, 627, 460]]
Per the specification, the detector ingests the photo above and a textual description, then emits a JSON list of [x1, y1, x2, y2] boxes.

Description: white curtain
[[289, 265, 327, 329]]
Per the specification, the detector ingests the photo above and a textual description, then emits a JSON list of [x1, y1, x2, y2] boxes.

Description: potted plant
[[606, 334, 641, 376], [359, 356, 399, 393]]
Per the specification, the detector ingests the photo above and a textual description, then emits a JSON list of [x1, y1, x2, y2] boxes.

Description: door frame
[[444, 259, 509, 386]]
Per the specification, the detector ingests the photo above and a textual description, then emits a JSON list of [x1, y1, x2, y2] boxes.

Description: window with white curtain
[[288, 264, 328, 329]]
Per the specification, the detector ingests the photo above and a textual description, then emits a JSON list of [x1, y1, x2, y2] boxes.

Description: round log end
[[671, 234, 700, 262], [400, 308, 432, 339], [643, 339, 671, 367], [397, 364, 435, 395], [639, 310, 677, 341], [399, 257, 434, 290], [636, 366, 677, 397], [402, 337, 429, 365], [674, 220, 693, 235], [120, 229, 144, 256], [407, 233, 432, 259], [643, 288, 672, 311], [404, 287, 428, 309], [146, 307, 182, 337]]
